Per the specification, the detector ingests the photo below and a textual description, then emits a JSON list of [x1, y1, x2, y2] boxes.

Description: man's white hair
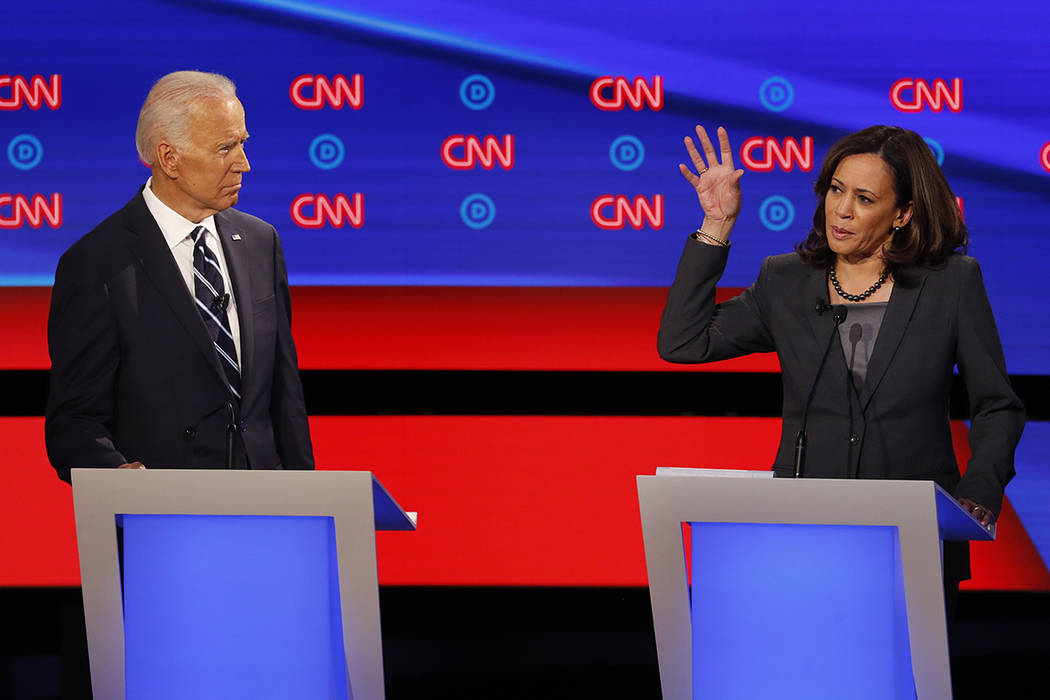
[[135, 71, 237, 165]]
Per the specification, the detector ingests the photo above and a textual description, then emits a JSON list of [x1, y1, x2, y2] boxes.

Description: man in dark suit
[[46, 70, 314, 480]]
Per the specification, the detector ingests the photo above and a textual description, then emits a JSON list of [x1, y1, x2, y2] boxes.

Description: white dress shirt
[[141, 178, 242, 362]]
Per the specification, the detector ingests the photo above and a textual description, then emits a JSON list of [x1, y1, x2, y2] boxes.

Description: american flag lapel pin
[[231, 233, 242, 241]]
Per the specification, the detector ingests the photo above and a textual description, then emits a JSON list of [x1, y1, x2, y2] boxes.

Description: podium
[[71, 468, 416, 700], [637, 474, 994, 700]]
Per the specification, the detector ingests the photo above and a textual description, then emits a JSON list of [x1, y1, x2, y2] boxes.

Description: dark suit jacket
[[658, 239, 1024, 517], [46, 190, 314, 481]]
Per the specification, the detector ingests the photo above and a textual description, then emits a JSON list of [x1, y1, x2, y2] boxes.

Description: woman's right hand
[[680, 125, 744, 239]]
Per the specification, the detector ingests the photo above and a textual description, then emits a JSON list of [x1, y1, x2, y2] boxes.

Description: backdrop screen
[[2, 0, 1049, 369]]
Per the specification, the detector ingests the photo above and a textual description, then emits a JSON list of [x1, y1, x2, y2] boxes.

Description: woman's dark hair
[[795, 125, 968, 274]]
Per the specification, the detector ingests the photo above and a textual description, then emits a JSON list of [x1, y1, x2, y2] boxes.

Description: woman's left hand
[[958, 497, 996, 527]]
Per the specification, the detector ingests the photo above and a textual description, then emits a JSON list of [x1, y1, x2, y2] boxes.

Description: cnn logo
[[890, 79, 962, 113], [591, 195, 663, 230], [0, 74, 61, 110], [290, 74, 363, 110], [741, 137, 813, 172], [441, 135, 514, 170], [0, 194, 62, 228], [290, 194, 364, 229], [590, 76, 663, 111]]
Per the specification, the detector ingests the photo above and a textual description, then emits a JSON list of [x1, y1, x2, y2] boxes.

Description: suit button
[[239, 421, 248, 432], [849, 434, 860, 445], [183, 427, 197, 442]]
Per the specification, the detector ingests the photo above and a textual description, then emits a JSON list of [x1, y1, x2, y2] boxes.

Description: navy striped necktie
[[191, 225, 241, 400]]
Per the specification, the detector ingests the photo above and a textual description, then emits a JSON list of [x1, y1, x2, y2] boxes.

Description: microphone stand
[[225, 402, 236, 470], [794, 304, 848, 478]]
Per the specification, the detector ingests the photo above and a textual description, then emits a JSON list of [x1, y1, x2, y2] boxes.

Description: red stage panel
[[0, 287, 776, 371], [4, 416, 1045, 590], [316, 415, 783, 586], [0, 417, 81, 586], [0, 288, 51, 370]]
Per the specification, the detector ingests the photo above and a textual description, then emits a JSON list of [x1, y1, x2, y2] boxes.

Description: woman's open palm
[[679, 125, 744, 223]]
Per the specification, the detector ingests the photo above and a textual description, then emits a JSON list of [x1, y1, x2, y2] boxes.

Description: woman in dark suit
[[657, 125, 1024, 588]]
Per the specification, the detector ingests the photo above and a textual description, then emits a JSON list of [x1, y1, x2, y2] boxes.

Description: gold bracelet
[[693, 229, 730, 247]]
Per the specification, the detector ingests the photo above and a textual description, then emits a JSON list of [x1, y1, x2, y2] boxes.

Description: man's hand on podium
[[118, 462, 146, 470], [957, 497, 995, 527]]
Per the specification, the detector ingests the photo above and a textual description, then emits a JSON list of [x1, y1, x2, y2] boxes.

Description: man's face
[[170, 96, 250, 220]]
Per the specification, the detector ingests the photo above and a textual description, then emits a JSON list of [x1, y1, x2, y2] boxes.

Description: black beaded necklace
[[828, 265, 888, 302]]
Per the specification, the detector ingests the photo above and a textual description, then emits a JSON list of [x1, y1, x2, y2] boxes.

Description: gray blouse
[[838, 301, 888, 389]]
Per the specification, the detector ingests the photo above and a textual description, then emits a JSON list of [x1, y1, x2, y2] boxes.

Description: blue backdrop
[[2, 0, 1048, 373]]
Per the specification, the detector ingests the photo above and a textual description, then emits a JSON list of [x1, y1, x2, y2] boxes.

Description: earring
[[892, 226, 901, 234]]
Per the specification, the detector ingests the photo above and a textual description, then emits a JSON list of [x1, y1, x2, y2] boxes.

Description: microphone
[[211, 292, 230, 313], [814, 299, 834, 315], [794, 304, 849, 478]]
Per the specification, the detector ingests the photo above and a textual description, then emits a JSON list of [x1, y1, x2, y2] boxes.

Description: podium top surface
[[638, 473, 994, 542], [71, 468, 416, 531]]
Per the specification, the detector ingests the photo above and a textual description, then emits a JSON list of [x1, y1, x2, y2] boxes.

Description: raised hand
[[679, 126, 744, 231]]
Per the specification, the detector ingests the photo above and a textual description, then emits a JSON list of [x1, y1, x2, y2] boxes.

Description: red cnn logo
[[0, 193, 62, 228], [890, 78, 962, 113], [1040, 142, 1050, 173], [441, 135, 514, 170], [956, 196, 964, 220], [289, 74, 363, 110], [590, 195, 664, 230], [290, 194, 364, 229], [0, 74, 61, 110], [589, 76, 663, 111], [741, 136, 813, 172]]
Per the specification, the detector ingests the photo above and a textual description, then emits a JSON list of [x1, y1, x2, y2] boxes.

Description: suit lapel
[[802, 266, 851, 389], [860, 271, 927, 411], [123, 194, 229, 387], [215, 211, 254, 385], [804, 266, 832, 351]]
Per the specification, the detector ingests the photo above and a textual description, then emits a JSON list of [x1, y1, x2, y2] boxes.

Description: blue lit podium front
[[636, 473, 994, 700], [71, 469, 416, 700]]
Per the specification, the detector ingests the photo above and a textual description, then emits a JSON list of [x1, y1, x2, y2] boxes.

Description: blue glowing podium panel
[[689, 523, 912, 700], [637, 474, 993, 700], [122, 515, 348, 700], [71, 469, 416, 700]]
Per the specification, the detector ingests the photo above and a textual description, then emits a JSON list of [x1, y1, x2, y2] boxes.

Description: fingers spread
[[695, 125, 719, 168], [718, 127, 735, 169], [679, 163, 700, 187], [684, 136, 706, 172]]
